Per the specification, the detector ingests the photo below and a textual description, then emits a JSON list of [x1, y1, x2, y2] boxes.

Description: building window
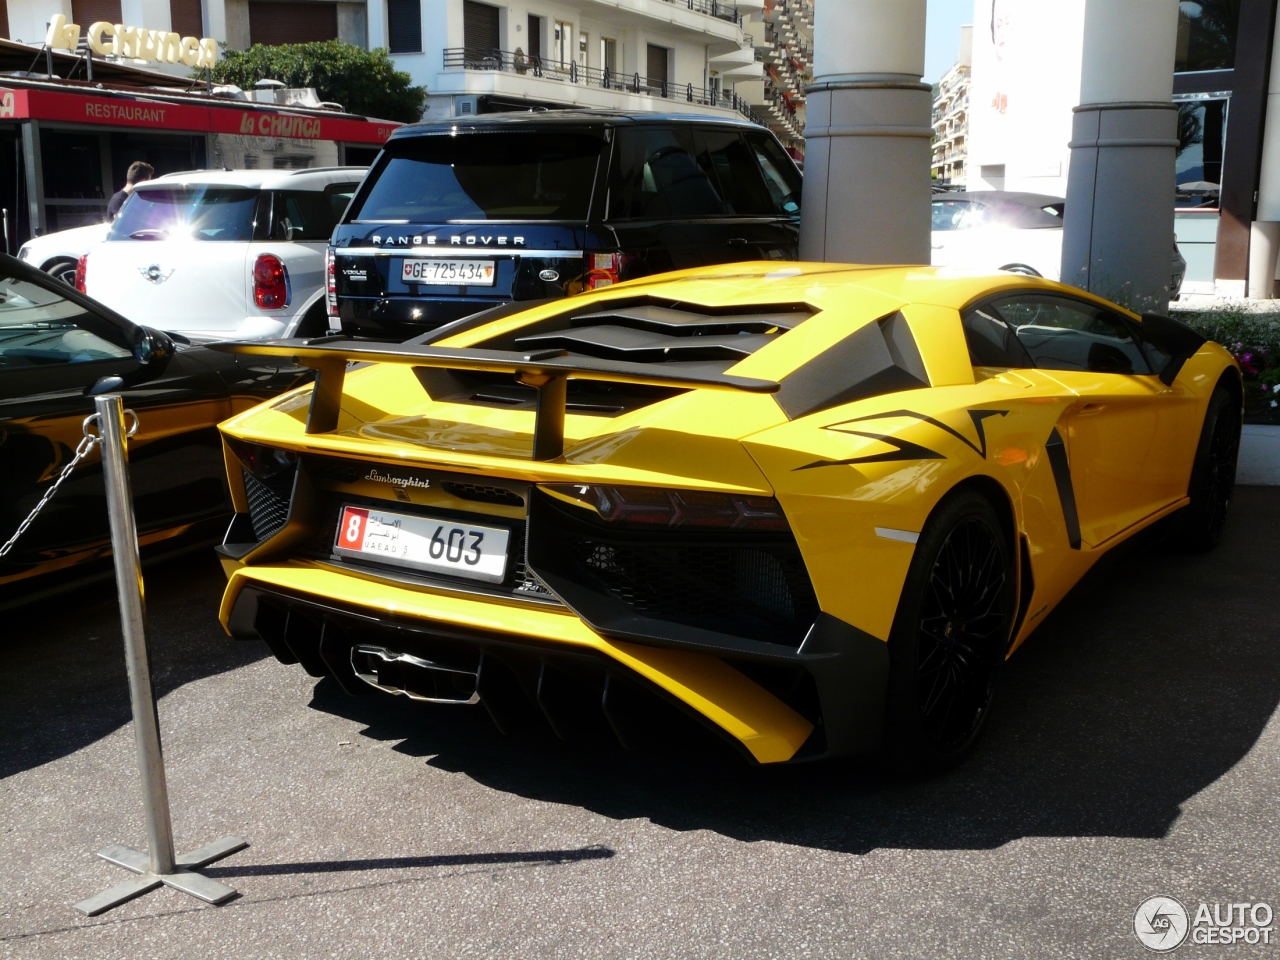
[[1175, 0, 1239, 73], [553, 21, 572, 67], [646, 44, 669, 96], [249, 1, 337, 45], [463, 0, 500, 59], [388, 0, 421, 54], [169, 0, 203, 39], [528, 15, 542, 58], [72, 0, 123, 26], [1176, 97, 1228, 204], [601, 37, 617, 75]]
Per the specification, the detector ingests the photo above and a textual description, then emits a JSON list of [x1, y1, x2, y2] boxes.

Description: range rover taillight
[[326, 247, 337, 316], [74, 254, 88, 293], [253, 254, 290, 309], [586, 252, 638, 290]]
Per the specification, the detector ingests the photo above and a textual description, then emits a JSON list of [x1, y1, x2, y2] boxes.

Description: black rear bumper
[[226, 583, 890, 763]]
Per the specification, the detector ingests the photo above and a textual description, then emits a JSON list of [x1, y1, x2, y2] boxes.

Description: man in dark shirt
[[107, 161, 154, 220]]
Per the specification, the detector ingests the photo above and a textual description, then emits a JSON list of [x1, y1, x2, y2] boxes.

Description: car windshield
[[0, 275, 129, 369], [347, 132, 605, 222], [932, 196, 1063, 231], [109, 187, 259, 242]]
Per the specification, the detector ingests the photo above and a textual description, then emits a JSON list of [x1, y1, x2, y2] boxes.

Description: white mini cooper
[[82, 167, 364, 340]]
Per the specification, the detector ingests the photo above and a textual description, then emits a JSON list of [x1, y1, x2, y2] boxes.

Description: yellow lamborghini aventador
[[210, 263, 1240, 769]]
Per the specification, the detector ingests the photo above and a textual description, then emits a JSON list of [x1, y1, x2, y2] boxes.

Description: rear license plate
[[333, 505, 510, 583], [401, 258, 496, 286]]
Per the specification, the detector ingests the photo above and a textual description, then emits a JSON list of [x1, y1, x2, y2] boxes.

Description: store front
[[0, 78, 397, 251]]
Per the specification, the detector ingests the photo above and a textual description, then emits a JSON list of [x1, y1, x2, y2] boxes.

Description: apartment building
[[931, 24, 971, 188], [0, 0, 810, 136], [736, 0, 811, 150]]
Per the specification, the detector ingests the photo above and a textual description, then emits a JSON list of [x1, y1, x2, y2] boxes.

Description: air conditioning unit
[[455, 95, 480, 116]]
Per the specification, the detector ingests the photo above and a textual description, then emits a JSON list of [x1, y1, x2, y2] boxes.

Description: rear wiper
[[129, 229, 169, 240]]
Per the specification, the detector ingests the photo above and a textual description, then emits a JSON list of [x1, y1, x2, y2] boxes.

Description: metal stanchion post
[[74, 395, 248, 917]]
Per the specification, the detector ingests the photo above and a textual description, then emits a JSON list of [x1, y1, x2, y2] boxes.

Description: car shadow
[[0, 551, 268, 780], [309, 485, 1280, 854]]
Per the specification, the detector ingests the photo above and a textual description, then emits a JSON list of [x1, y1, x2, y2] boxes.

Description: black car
[[330, 111, 804, 340], [0, 253, 308, 604]]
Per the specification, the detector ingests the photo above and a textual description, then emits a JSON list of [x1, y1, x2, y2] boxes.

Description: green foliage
[[209, 42, 426, 123], [1175, 308, 1280, 423]]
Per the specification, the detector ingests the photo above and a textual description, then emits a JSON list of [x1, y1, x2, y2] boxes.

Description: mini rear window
[[347, 132, 605, 222], [109, 187, 258, 242]]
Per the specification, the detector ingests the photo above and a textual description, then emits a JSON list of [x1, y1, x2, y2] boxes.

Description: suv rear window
[[109, 187, 258, 242], [347, 133, 604, 222]]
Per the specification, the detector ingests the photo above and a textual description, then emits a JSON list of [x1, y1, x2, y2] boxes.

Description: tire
[[292, 301, 330, 339], [883, 489, 1016, 773], [44, 259, 78, 286], [1173, 385, 1241, 551]]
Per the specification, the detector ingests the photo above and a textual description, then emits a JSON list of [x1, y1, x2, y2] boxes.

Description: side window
[[692, 129, 774, 216], [932, 200, 971, 231], [0, 277, 130, 370], [608, 126, 725, 220], [745, 133, 801, 215], [988, 294, 1151, 374], [961, 305, 1033, 369], [327, 183, 358, 223], [271, 189, 350, 241]]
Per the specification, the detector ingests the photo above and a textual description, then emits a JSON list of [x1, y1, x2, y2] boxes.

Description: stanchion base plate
[[74, 836, 248, 916]]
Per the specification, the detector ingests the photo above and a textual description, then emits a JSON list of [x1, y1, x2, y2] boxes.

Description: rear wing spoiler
[[211, 336, 780, 460]]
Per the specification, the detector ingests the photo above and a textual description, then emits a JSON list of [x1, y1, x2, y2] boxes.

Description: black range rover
[[328, 110, 803, 340]]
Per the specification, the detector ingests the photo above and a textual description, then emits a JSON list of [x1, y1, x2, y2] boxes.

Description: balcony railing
[[443, 48, 766, 126], [670, 0, 741, 24]]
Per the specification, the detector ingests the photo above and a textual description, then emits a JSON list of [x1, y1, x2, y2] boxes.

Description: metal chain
[[0, 410, 136, 558]]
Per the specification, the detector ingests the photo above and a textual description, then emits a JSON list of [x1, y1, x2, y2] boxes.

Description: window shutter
[[388, 0, 421, 54], [463, 0, 499, 57], [71, 0, 123, 25], [248, 1, 337, 46], [169, 0, 203, 38]]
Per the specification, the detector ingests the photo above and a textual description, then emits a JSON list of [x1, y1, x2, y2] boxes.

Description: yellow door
[[978, 292, 1195, 547]]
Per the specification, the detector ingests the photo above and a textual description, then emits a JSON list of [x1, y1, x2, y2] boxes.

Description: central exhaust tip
[[350, 644, 480, 704]]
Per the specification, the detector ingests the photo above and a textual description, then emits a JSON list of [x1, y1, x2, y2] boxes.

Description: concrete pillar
[[1061, 0, 1179, 312], [1251, 8, 1280, 298], [799, 0, 931, 265]]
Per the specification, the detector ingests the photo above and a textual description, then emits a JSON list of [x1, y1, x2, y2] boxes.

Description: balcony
[[440, 48, 766, 126], [578, 0, 744, 41], [657, 0, 741, 25]]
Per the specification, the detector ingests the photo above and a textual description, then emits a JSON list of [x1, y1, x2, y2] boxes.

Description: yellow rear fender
[[745, 371, 1082, 642]]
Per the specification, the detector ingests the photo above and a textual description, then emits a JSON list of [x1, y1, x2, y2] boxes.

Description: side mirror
[[132, 326, 175, 371], [1139, 313, 1207, 386]]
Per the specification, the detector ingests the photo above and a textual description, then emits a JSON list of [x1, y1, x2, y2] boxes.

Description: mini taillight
[[326, 247, 338, 317], [74, 254, 88, 293], [253, 254, 290, 309], [542, 484, 789, 531]]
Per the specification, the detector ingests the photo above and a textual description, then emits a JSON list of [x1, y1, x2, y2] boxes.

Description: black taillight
[[226, 437, 298, 491], [541, 483, 788, 532]]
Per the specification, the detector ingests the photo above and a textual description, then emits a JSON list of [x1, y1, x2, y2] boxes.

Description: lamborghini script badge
[[139, 264, 174, 284]]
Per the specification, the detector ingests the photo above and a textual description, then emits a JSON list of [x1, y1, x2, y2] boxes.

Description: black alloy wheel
[[45, 259, 78, 286], [1176, 384, 1241, 551], [885, 489, 1015, 771]]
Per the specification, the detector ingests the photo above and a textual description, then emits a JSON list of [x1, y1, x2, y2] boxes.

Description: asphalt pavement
[[2, 487, 1279, 959]]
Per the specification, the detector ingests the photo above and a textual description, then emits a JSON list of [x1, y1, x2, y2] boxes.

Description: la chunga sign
[[46, 14, 218, 68]]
